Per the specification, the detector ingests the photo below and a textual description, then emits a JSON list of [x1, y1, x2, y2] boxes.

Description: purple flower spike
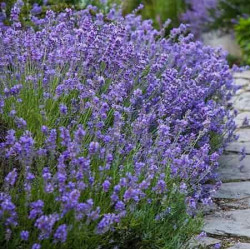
[[5, 169, 17, 186], [59, 104, 68, 115], [32, 243, 41, 249], [20, 230, 29, 241], [115, 201, 125, 212], [214, 243, 221, 249], [89, 141, 99, 154], [54, 224, 67, 243], [102, 180, 111, 192]]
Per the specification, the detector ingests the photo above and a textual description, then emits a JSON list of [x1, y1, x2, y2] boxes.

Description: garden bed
[[0, 1, 238, 248]]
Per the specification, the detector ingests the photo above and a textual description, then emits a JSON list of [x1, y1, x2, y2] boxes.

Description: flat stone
[[245, 84, 250, 91], [203, 31, 241, 57], [218, 155, 250, 181], [233, 93, 250, 111], [235, 112, 250, 127], [189, 236, 221, 248], [214, 182, 250, 199], [235, 88, 245, 96], [235, 129, 250, 142], [234, 71, 250, 79], [234, 93, 250, 110], [229, 243, 250, 249], [204, 209, 250, 238], [225, 142, 250, 154], [231, 95, 240, 104], [234, 78, 250, 87], [198, 202, 219, 215]]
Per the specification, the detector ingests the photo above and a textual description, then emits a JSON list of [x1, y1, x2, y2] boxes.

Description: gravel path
[[199, 71, 250, 249]]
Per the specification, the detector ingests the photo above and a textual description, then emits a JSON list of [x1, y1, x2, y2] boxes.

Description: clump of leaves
[[235, 17, 250, 65]]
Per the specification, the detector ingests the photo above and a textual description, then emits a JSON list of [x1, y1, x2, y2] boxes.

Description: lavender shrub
[[0, 1, 237, 248]]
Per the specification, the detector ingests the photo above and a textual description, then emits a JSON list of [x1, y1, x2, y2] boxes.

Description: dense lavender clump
[[0, 1, 237, 248]]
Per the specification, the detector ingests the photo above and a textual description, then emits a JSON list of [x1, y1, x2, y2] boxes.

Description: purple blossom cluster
[[182, 0, 218, 37], [0, 1, 237, 248]]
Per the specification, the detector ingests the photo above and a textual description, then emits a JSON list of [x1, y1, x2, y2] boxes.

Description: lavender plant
[[181, 0, 218, 38], [0, 1, 237, 248]]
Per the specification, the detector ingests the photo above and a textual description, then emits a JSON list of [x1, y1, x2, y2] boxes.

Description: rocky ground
[[196, 71, 250, 249]]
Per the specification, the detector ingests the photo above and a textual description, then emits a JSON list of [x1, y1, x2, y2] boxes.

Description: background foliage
[[210, 0, 250, 31], [0, 0, 186, 31], [235, 17, 250, 65], [122, 0, 185, 30]]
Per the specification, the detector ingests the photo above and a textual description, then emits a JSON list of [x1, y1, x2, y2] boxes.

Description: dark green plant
[[209, 0, 250, 32], [235, 17, 250, 65], [122, 0, 185, 30], [226, 53, 242, 67]]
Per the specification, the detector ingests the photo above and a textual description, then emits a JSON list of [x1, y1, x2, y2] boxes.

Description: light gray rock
[[229, 243, 250, 249], [231, 95, 240, 104], [198, 202, 219, 215], [189, 236, 221, 248], [213, 182, 250, 199], [235, 88, 245, 96], [233, 93, 250, 111], [235, 112, 250, 127], [202, 31, 241, 57], [225, 142, 250, 154], [234, 71, 250, 79], [235, 129, 250, 142], [204, 209, 250, 238], [218, 155, 250, 181], [234, 78, 250, 87], [245, 84, 250, 92]]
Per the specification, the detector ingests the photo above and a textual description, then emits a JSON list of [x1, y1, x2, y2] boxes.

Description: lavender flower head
[[102, 180, 111, 192], [53, 224, 67, 243], [32, 243, 41, 249], [5, 169, 17, 186], [20, 230, 29, 241], [31, 3, 42, 16]]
